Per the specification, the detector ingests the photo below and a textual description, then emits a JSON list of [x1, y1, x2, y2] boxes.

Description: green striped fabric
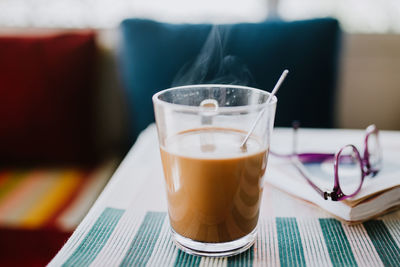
[[364, 220, 400, 266], [227, 245, 254, 267], [319, 218, 357, 267], [59, 208, 400, 267], [276, 217, 306, 267], [63, 207, 125, 267], [174, 250, 202, 267], [120, 212, 166, 266]]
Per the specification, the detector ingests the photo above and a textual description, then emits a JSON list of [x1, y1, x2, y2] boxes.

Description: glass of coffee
[[153, 84, 277, 257]]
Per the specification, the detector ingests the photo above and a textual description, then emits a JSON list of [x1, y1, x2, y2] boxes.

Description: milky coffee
[[160, 127, 268, 243]]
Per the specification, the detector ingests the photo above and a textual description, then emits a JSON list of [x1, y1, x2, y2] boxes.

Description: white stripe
[[146, 217, 178, 267], [271, 218, 280, 267], [92, 210, 142, 266], [297, 218, 332, 267], [253, 218, 279, 266], [383, 218, 400, 249], [253, 221, 266, 267], [341, 223, 383, 267], [89, 210, 146, 266], [337, 221, 356, 266], [199, 256, 227, 267]]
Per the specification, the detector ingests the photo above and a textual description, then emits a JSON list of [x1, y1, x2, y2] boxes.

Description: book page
[[299, 151, 400, 203], [269, 128, 400, 203], [265, 128, 400, 221]]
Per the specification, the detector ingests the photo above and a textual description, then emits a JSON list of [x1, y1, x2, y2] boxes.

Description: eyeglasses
[[271, 122, 383, 201]]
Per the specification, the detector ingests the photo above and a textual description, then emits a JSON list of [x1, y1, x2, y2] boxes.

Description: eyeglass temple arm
[[363, 124, 381, 176], [297, 153, 336, 163], [269, 151, 335, 163], [292, 120, 300, 154], [291, 121, 333, 200], [291, 158, 331, 200]]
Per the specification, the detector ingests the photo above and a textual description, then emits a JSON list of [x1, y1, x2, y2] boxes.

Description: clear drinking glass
[[153, 84, 277, 257]]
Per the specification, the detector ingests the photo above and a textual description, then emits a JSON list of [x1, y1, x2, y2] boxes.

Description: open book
[[265, 129, 400, 223]]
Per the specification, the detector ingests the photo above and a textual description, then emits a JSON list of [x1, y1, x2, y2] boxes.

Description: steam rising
[[172, 25, 255, 86]]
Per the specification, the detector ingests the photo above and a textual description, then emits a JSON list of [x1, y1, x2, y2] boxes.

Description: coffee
[[160, 127, 268, 243]]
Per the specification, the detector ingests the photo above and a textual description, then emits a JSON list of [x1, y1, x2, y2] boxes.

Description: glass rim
[[152, 84, 278, 113]]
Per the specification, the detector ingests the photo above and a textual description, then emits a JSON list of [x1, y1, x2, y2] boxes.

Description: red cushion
[[0, 32, 97, 164]]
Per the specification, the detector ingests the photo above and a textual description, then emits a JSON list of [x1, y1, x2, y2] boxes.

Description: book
[[265, 128, 400, 223]]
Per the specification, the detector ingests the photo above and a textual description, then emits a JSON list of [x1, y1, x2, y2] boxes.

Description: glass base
[[171, 228, 257, 257]]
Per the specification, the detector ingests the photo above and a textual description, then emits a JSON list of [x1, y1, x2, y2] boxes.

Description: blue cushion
[[119, 18, 340, 140]]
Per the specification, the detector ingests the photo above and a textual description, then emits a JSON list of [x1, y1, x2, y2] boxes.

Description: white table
[[49, 125, 400, 267]]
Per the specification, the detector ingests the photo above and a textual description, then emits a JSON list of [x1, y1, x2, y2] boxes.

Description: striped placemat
[[49, 207, 400, 267]]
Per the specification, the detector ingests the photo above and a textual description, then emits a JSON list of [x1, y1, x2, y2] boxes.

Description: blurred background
[[2, 0, 399, 130], [0, 0, 399, 266], [1, 0, 400, 32]]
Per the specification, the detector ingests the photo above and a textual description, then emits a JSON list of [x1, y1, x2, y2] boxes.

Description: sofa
[[118, 18, 341, 140], [0, 30, 124, 266]]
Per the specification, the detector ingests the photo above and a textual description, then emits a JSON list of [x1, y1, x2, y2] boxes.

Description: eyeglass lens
[[337, 146, 363, 196]]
